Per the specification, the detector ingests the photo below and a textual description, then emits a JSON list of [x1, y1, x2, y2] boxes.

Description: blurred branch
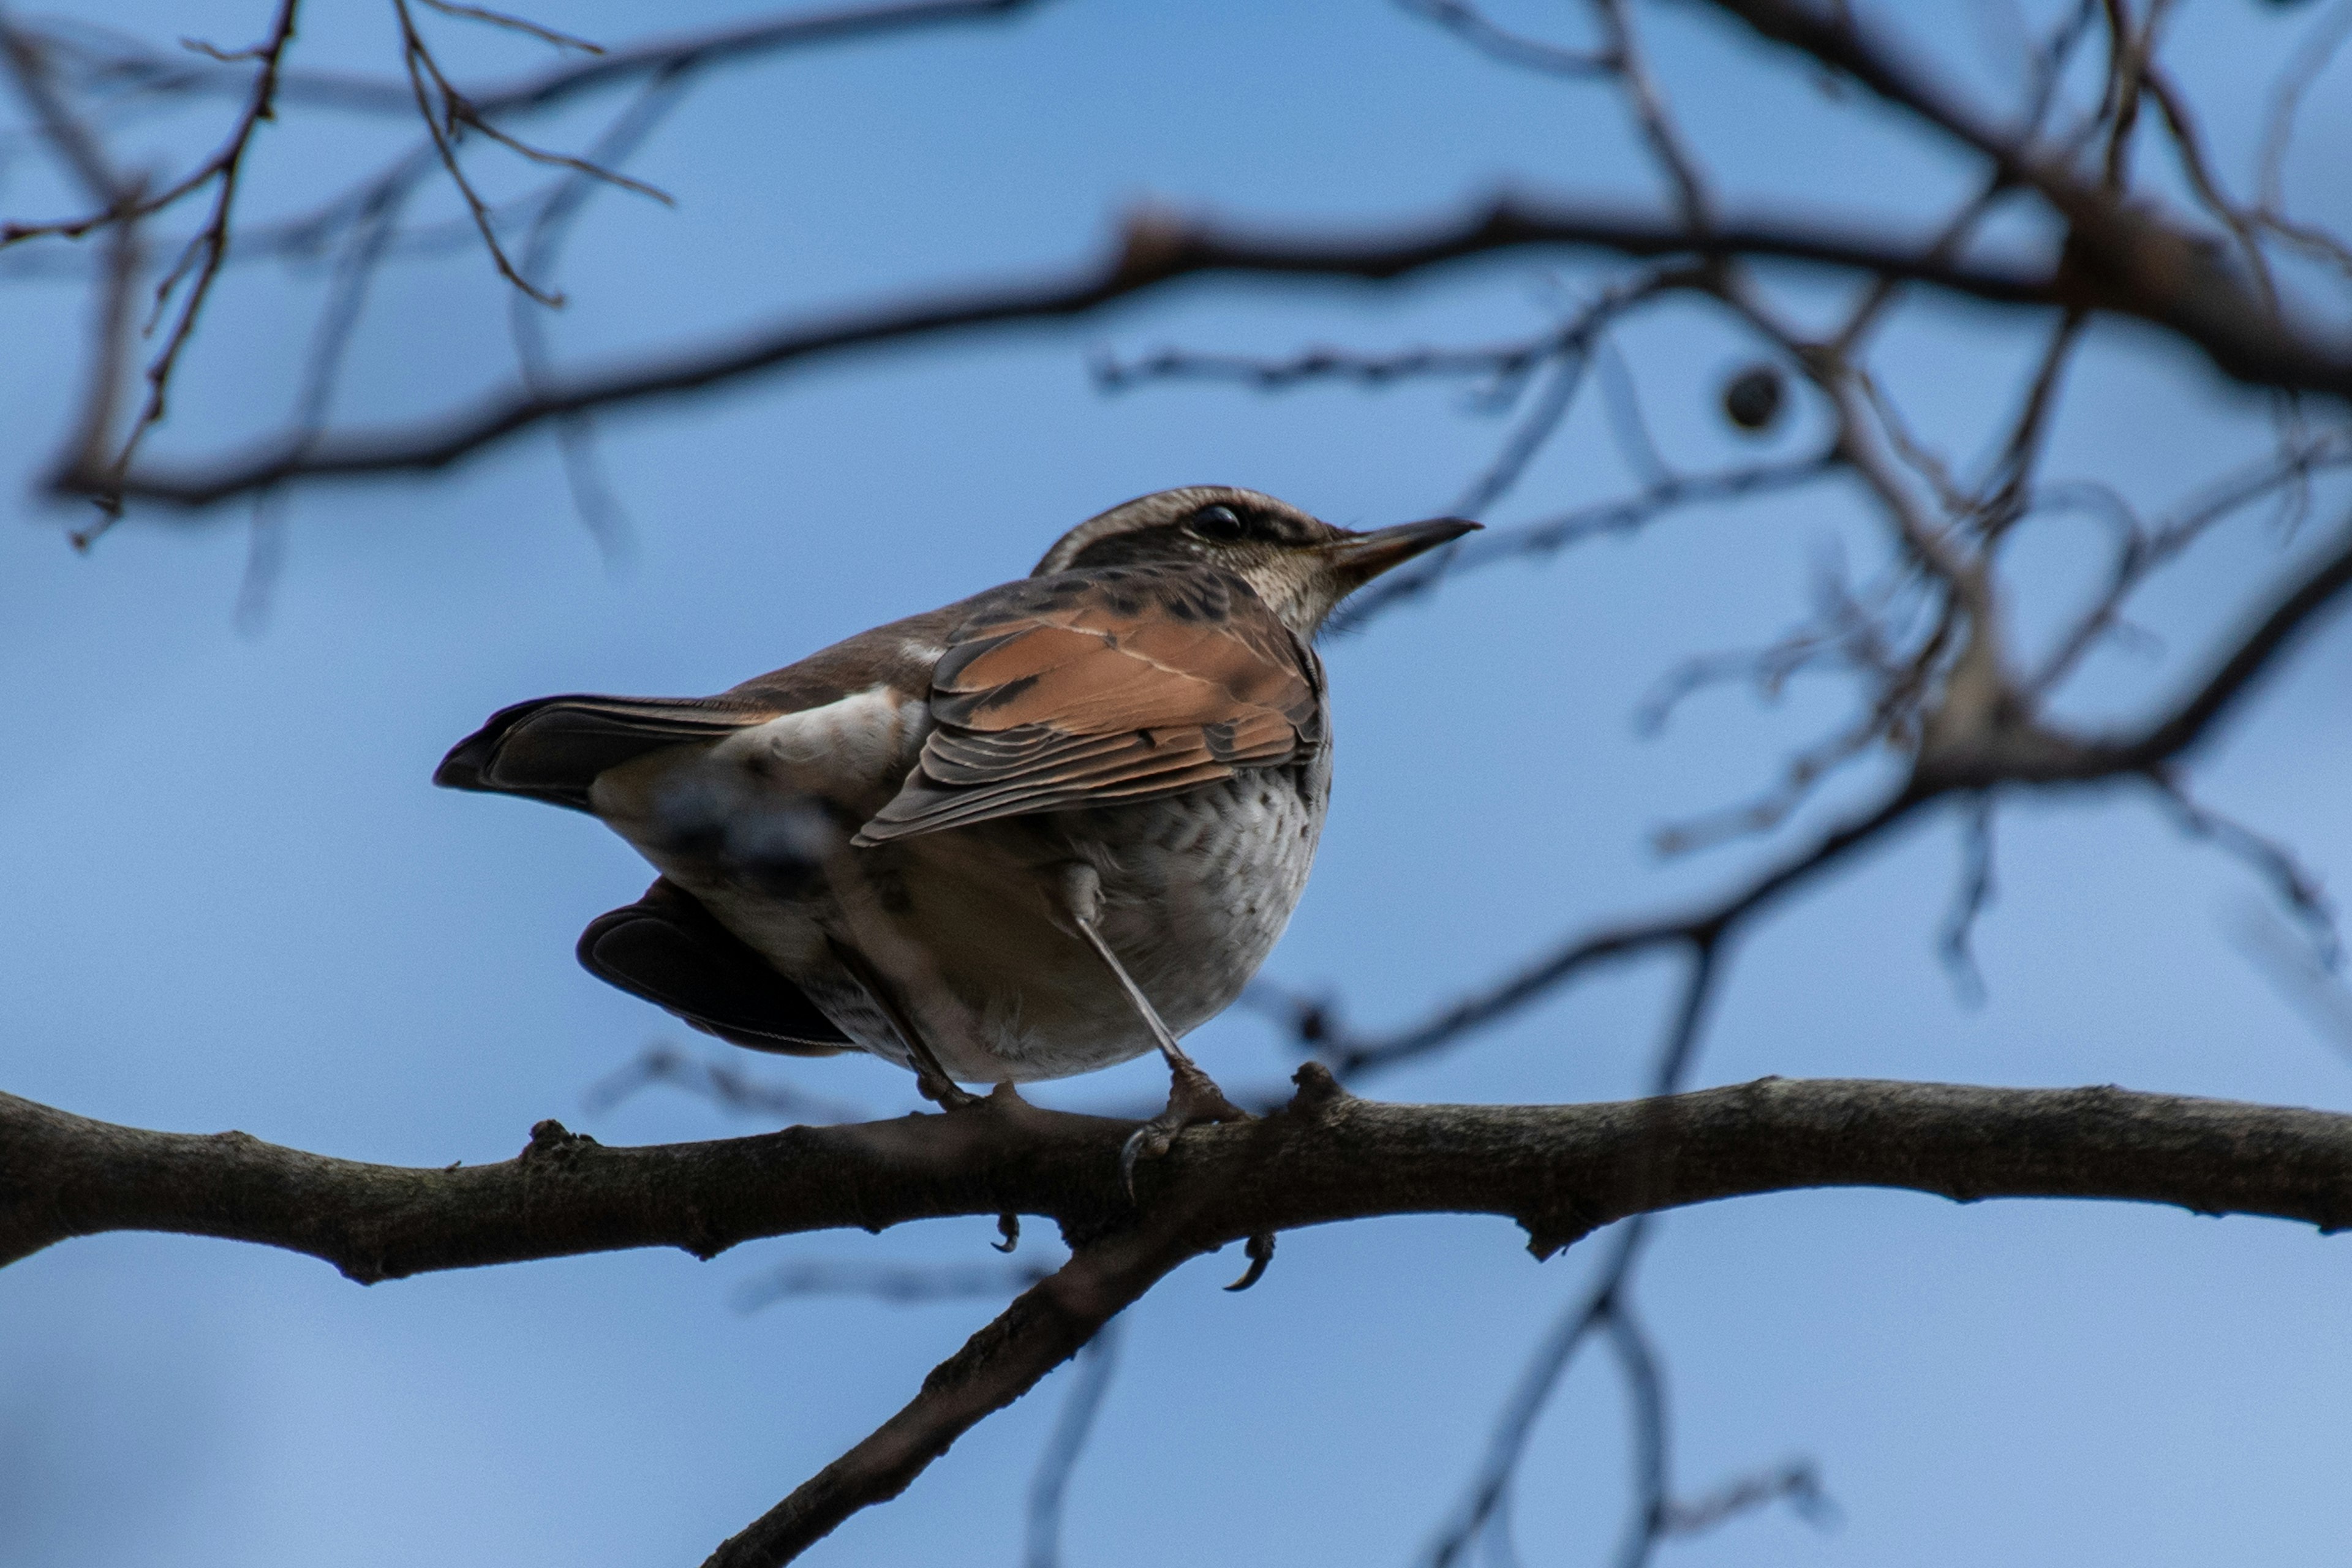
[[584, 1042, 869, 1125], [10, 0, 1049, 123], [733, 1256, 1049, 1311], [80, 198, 2084, 511], [1426, 1219, 1654, 1567], [1341, 448, 1836, 629], [1286, 509, 2352, 1076], [2147, 771, 2340, 969], [1656, 1459, 1832, 1539], [1294, 786, 1922, 1078], [725, 1246, 1122, 1568], [2236, 907, 2352, 1060], [703, 1208, 1189, 1568], [3, 0, 300, 537], [1396, 0, 1616, 79], [1022, 1316, 1120, 1568]]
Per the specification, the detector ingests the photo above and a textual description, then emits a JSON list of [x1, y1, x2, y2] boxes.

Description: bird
[[435, 486, 1474, 1164]]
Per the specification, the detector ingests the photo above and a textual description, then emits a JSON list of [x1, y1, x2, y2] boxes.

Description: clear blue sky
[[5, 1, 2351, 1564]]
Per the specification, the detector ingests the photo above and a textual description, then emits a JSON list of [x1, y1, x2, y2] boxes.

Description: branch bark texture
[[9, 1072, 2352, 1282]]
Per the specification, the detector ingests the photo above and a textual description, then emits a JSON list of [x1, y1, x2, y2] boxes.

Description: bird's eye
[[1186, 505, 1249, 543]]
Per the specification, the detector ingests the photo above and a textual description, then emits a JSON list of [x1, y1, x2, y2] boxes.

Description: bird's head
[[1033, 485, 1479, 637]]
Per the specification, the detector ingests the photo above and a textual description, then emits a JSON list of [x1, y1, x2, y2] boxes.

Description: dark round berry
[[1722, 363, 1786, 433]]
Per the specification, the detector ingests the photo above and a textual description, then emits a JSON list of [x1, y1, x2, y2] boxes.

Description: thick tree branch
[[12, 1072, 2352, 1281], [21, 1069, 2346, 1565]]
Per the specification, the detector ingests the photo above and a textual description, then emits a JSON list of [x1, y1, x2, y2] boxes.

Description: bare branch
[[21, 1071, 2352, 1283], [102, 0, 301, 504], [1340, 448, 1837, 630], [1655, 1460, 1831, 1538], [733, 1257, 1048, 1311], [1692, 0, 2352, 405], [2258, 0, 2352, 221], [2027, 430, 2352, 696], [1395, 0, 1617, 79], [1589, 0, 1712, 233], [85, 200, 2071, 512], [1313, 785, 1923, 1077], [416, 0, 603, 54], [19, 1059, 2352, 1563], [12, 0, 1050, 125], [4, 0, 304, 535], [701, 1229, 1186, 1568], [582, 1042, 869, 1125], [2236, 907, 2352, 1060], [391, 0, 563, 307], [1939, 793, 1999, 1003], [1023, 1318, 1121, 1568], [2147, 772, 2340, 969], [1602, 1298, 1668, 1568], [1426, 1221, 1653, 1568], [2098, 521, 2352, 773]]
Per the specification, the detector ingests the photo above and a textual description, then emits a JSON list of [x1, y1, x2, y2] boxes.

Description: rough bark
[[9, 1071, 2351, 1283]]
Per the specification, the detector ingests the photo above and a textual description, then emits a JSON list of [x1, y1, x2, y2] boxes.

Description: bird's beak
[[1321, 516, 1481, 586]]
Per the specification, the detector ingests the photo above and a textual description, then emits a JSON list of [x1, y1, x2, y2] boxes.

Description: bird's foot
[[1120, 1057, 1249, 1197], [915, 1070, 984, 1111]]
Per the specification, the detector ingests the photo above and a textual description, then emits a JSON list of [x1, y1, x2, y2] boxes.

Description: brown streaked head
[[1033, 485, 1479, 636]]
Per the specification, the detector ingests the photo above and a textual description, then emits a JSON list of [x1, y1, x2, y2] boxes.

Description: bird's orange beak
[[1322, 516, 1481, 586]]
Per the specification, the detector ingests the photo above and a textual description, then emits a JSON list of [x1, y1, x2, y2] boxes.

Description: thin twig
[[392, 0, 562, 306], [1395, 0, 1618, 78], [1939, 793, 1999, 1003], [417, 0, 603, 53], [582, 1043, 869, 1125], [2146, 770, 2340, 969], [85, 0, 302, 531]]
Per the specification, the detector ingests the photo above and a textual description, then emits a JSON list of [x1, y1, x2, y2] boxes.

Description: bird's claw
[[1120, 1058, 1249, 1200], [1224, 1231, 1275, 1292]]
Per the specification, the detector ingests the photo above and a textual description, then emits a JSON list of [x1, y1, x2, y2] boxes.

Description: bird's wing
[[434, 695, 777, 812], [855, 567, 1320, 845], [434, 607, 960, 812], [577, 879, 850, 1054]]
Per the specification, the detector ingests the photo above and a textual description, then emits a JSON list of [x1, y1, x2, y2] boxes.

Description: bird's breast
[[876, 756, 1330, 1080]]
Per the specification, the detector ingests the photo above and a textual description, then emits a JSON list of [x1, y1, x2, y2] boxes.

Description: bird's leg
[[825, 936, 983, 1110], [1056, 866, 1249, 1189]]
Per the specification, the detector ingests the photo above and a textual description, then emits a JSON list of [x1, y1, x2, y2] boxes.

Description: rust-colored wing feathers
[[855, 568, 1317, 844]]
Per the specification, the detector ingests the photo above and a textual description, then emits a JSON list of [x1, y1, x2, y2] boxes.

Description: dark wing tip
[[433, 694, 568, 794], [434, 729, 496, 792], [578, 881, 851, 1055], [432, 693, 761, 813]]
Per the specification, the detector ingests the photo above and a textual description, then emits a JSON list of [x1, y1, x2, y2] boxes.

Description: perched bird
[[436, 486, 1473, 1159]]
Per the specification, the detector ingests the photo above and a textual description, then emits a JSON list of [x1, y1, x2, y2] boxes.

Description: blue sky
[[5, 1, 2352, 1564]]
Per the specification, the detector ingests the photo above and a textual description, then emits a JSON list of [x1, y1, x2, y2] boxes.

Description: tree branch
[[703, 1200, 1197, 1567], [20, 1069, 2350, 1564], [13, 1072, 2352, 1280], [13, 0, 1052, 127], [88, 199, 2065, 511]]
